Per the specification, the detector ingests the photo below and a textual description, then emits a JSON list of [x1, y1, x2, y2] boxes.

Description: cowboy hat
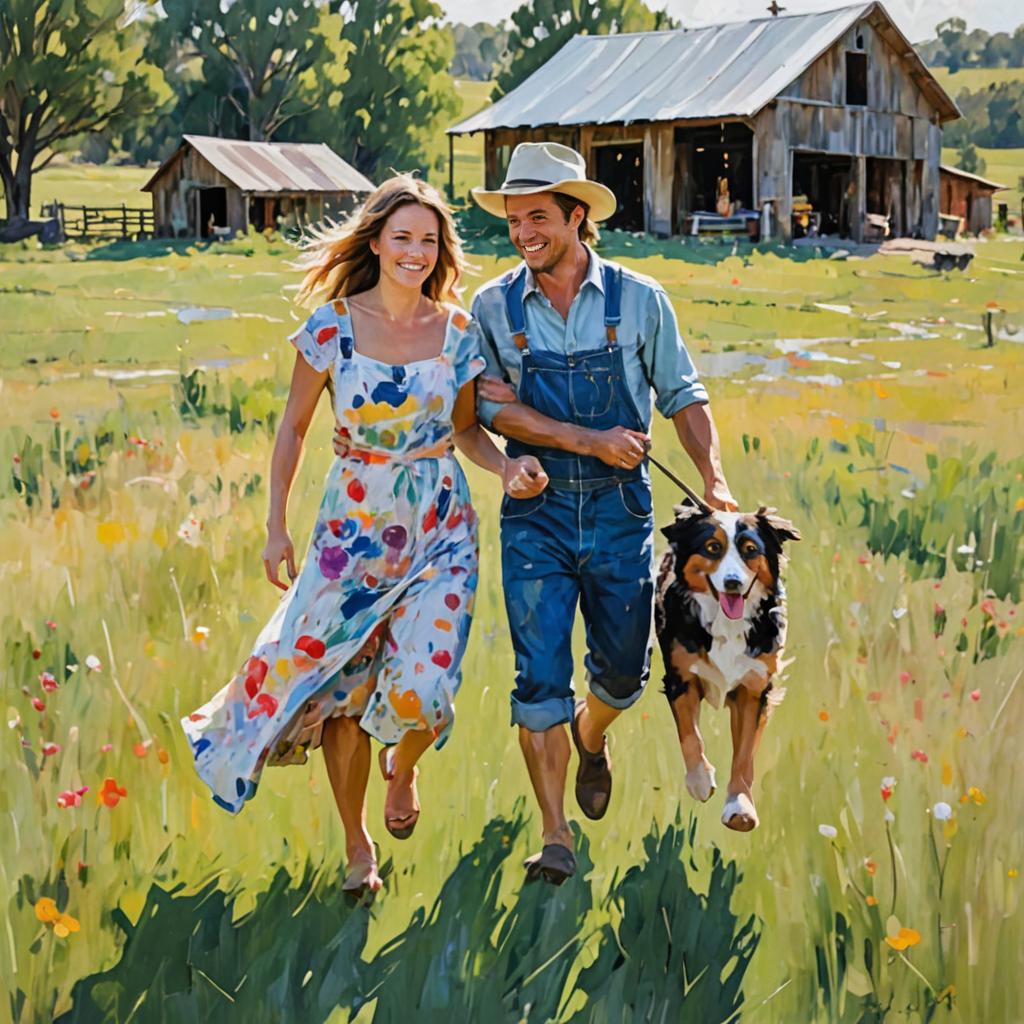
[[471, 142, 617, 222]]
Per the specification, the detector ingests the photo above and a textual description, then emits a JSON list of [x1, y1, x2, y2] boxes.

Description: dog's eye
[[704, 540, 723, 557], [740, 543, 760, 559]]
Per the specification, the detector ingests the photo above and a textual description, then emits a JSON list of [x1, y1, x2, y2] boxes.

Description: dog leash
[[644, 447, 713, 515]]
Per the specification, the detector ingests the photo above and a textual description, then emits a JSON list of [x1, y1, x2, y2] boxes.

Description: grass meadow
[[2, 204, 1023, 1021]]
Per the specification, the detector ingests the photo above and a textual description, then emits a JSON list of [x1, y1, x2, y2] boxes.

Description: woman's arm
[[451, 381, 548, 498], [262, 353, 329, 589]]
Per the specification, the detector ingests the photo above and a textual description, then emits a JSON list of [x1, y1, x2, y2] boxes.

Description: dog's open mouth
[[708, 581, 748, 621]]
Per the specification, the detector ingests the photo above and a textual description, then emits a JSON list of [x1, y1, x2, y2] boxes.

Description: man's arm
[[488, 397, 648, 469], [672, 402, 736, 510]]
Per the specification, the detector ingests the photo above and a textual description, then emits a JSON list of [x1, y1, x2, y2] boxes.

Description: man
[[469, 142, 735, 884]]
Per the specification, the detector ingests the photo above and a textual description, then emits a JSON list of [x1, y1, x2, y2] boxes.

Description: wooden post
[[122, 203, 128, 239], [852, 155, 867, 243], [82, 205, 90, 238], [448, 134, 455, 202], [983, 310, 994, 348]]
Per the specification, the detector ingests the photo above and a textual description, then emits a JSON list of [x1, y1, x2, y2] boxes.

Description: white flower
[[884, 808, 895, 822], [881, 776, 897, 789], [956, 544, 975, 555], [818, 824, 838, 839], [932, 801, 953, 821], [85, 655, 102, 672], [893, 607, 908, 619], [176, 515, 203, 547], [900, 489, 915, 499]]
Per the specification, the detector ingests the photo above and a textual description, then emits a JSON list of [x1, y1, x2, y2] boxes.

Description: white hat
[[471, 142, 617, 222]]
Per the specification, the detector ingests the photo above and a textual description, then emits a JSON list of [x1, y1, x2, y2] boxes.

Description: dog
[[655, 505, 800, 832]]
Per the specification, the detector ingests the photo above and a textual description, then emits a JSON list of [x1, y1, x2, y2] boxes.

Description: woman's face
[[370, 203, 441, 291]]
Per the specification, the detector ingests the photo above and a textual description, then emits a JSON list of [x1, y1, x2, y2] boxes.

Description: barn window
[[846, 51, 868, 106]]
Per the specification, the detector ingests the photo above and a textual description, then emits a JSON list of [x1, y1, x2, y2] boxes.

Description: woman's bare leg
[[322, 715, 381, 888], [382, 726, 434, 829]]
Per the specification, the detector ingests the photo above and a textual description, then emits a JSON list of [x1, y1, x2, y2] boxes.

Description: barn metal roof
[[142, 135, 375, 194], [450, 2, 957, 134], [939, 164, 1007, 192]]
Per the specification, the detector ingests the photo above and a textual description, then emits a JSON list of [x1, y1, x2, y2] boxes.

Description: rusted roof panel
[[143, 135, 375, 193], [450, 2, 957, 133]]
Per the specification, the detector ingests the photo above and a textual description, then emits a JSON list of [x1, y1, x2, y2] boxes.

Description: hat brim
[[471, 179, 617, 222]]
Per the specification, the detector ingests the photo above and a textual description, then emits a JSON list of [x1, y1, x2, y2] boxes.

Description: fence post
[[122, 202, 128, 239], [82, 205, 89, 238]]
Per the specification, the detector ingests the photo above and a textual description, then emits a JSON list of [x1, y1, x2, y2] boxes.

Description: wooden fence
[[39, 201, 154, 240]]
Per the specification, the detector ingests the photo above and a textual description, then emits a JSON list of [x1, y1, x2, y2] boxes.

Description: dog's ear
[[755, 506, 801, 543], [660, 502, 711, 541]]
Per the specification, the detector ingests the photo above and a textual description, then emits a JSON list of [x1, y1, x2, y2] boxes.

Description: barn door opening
[[593, 143, 643, 231], [199, 187, 227, 238], [791, 152, 854, 237]]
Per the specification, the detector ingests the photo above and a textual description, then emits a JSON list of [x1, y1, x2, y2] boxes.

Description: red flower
[[39, 671, 57, 691], [31, 697, 45, 712], [247, 692, 279, 719], [41, 742, 61, 757], [57, 787, 89, 809], [99, 778, 127, 807]]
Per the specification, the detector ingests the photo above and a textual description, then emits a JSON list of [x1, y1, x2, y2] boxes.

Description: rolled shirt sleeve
[[470, 291, 514, 430], [642, 286, 709, 419]]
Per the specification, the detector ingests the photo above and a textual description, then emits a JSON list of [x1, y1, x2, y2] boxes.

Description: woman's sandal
[[342, 852, 382, 899], [378, 746, 420, 840]]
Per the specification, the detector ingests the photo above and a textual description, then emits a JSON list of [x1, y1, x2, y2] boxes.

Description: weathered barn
[[939, 165, 1006, 235], [449, 2, 959, 242], [142, 135, 375, 238]]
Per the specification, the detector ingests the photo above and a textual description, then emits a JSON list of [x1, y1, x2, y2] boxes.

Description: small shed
[[449, 1, 959, 242], [142, 135, 375, 238], [938, 165, 1006, 235]]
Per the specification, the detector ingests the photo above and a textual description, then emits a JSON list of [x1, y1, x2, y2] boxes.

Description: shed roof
[[939, 164, 1007, 192], [450, 1, 957, 134], [142, 135, 375, 194]]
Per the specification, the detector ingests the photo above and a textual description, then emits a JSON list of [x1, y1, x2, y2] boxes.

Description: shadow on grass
[[54, 815, 759, 1023]]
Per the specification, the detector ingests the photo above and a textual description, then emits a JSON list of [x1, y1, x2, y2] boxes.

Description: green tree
[[0, 0, 165, 222], [287, 0, 459, 181], [956, 141, 986, 176], [492, 0, 676, 100], [147, 0, 340, 144]]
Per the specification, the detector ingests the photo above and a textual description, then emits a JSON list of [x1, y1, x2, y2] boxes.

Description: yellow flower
[[967, 786, 987, 805], [885, 927, 921, 950], [34, 898, 80, 938], [1009, 868, 1019, 878]]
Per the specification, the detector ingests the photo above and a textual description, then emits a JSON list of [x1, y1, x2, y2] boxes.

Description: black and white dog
[[655, 506, 799, 832]]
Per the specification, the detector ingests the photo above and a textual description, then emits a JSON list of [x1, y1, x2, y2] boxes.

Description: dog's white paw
[[685, 761, 716, 802], [722, 792, 759, 832]]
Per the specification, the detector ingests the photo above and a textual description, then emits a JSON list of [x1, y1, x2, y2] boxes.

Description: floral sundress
[[182, 299, 486, 814]]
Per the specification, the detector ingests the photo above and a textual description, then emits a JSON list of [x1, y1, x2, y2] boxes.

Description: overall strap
[[501, 265, 530, 352], [602, 263, 622, 345]]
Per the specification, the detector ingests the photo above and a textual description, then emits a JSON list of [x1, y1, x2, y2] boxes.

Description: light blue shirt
[[470, 248, 709, 430]]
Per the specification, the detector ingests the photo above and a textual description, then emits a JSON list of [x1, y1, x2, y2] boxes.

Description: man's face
[[504, 193, 582, 274]]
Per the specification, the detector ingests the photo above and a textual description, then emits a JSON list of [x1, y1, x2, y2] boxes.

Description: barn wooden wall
[[149, 149, 247, 236]]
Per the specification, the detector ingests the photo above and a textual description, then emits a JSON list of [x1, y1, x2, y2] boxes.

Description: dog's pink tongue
[[719, 593, 745, 620]]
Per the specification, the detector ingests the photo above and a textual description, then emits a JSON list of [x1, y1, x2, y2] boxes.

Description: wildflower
[[967, 786, 987, 805], [85, 655, 102, 672], [176, 515, 203, 547], [56, 787, 89, 809], [818, 710, 829, 721], [191, 626, 210, 647], [932, 801, 953, 820], [885, 927, 921, 950], [99, 778, 127, 807], [911, 749, 929, 763], [818, 824, 838, 839], [880, 776, 896, 800], [864, 858, 877, 875], [133, 742, 150, 758], [31, 697, 45, 713], [867, 895, 878, 906], [899, 671, 911, 684], [884, 808, 895, 823], [157, 748, 170, 765], [45, 620, 57, 631], [100, 743, 113, 753], [39, 672, 58, 692], [34, 898, 80, 938], [970, 689, 981, 701], [41, 742, 61, 757]]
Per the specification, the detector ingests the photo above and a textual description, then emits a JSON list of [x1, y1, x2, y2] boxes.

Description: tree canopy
[[492, 0, 676, 100], [0, 0, 166, 220]]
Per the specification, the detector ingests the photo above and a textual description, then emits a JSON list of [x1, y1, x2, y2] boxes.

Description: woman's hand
[[477, 376, 518, 405], [262, 526, 297, 591], [502, 455, 548, 498]]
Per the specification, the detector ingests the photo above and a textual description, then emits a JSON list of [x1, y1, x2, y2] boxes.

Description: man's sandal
[[571, 699, 612, 820], [523, 844, 577, 886]]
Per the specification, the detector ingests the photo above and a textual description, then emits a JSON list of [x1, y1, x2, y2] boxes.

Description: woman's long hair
[[296, 175, 466, 306]]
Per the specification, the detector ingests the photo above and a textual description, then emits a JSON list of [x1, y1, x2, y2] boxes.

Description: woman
[[182, 176, 547, 895]]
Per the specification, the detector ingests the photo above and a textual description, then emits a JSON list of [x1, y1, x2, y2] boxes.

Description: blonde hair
[[297, 175, 466, 305]]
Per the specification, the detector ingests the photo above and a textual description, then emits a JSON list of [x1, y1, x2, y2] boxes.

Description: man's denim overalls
[[497, 263, 654, 732]]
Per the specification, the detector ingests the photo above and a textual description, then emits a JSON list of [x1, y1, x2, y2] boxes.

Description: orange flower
[[885, 927, 921, 950], [866, 895, 878, 906], [34, 898, 80, 938], [864, 858, 877, 875], [99, 777, 127, 807]]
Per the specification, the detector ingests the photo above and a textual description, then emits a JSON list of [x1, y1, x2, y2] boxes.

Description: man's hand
[[477, 376, 518, 405], [588, 426, 650, 470], [704, 478, 738, 512], [262, 527, 297, 591], [502, 455, 549, 498]]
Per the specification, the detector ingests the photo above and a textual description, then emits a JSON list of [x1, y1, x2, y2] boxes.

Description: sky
[[440, 0, 1021, 43]]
